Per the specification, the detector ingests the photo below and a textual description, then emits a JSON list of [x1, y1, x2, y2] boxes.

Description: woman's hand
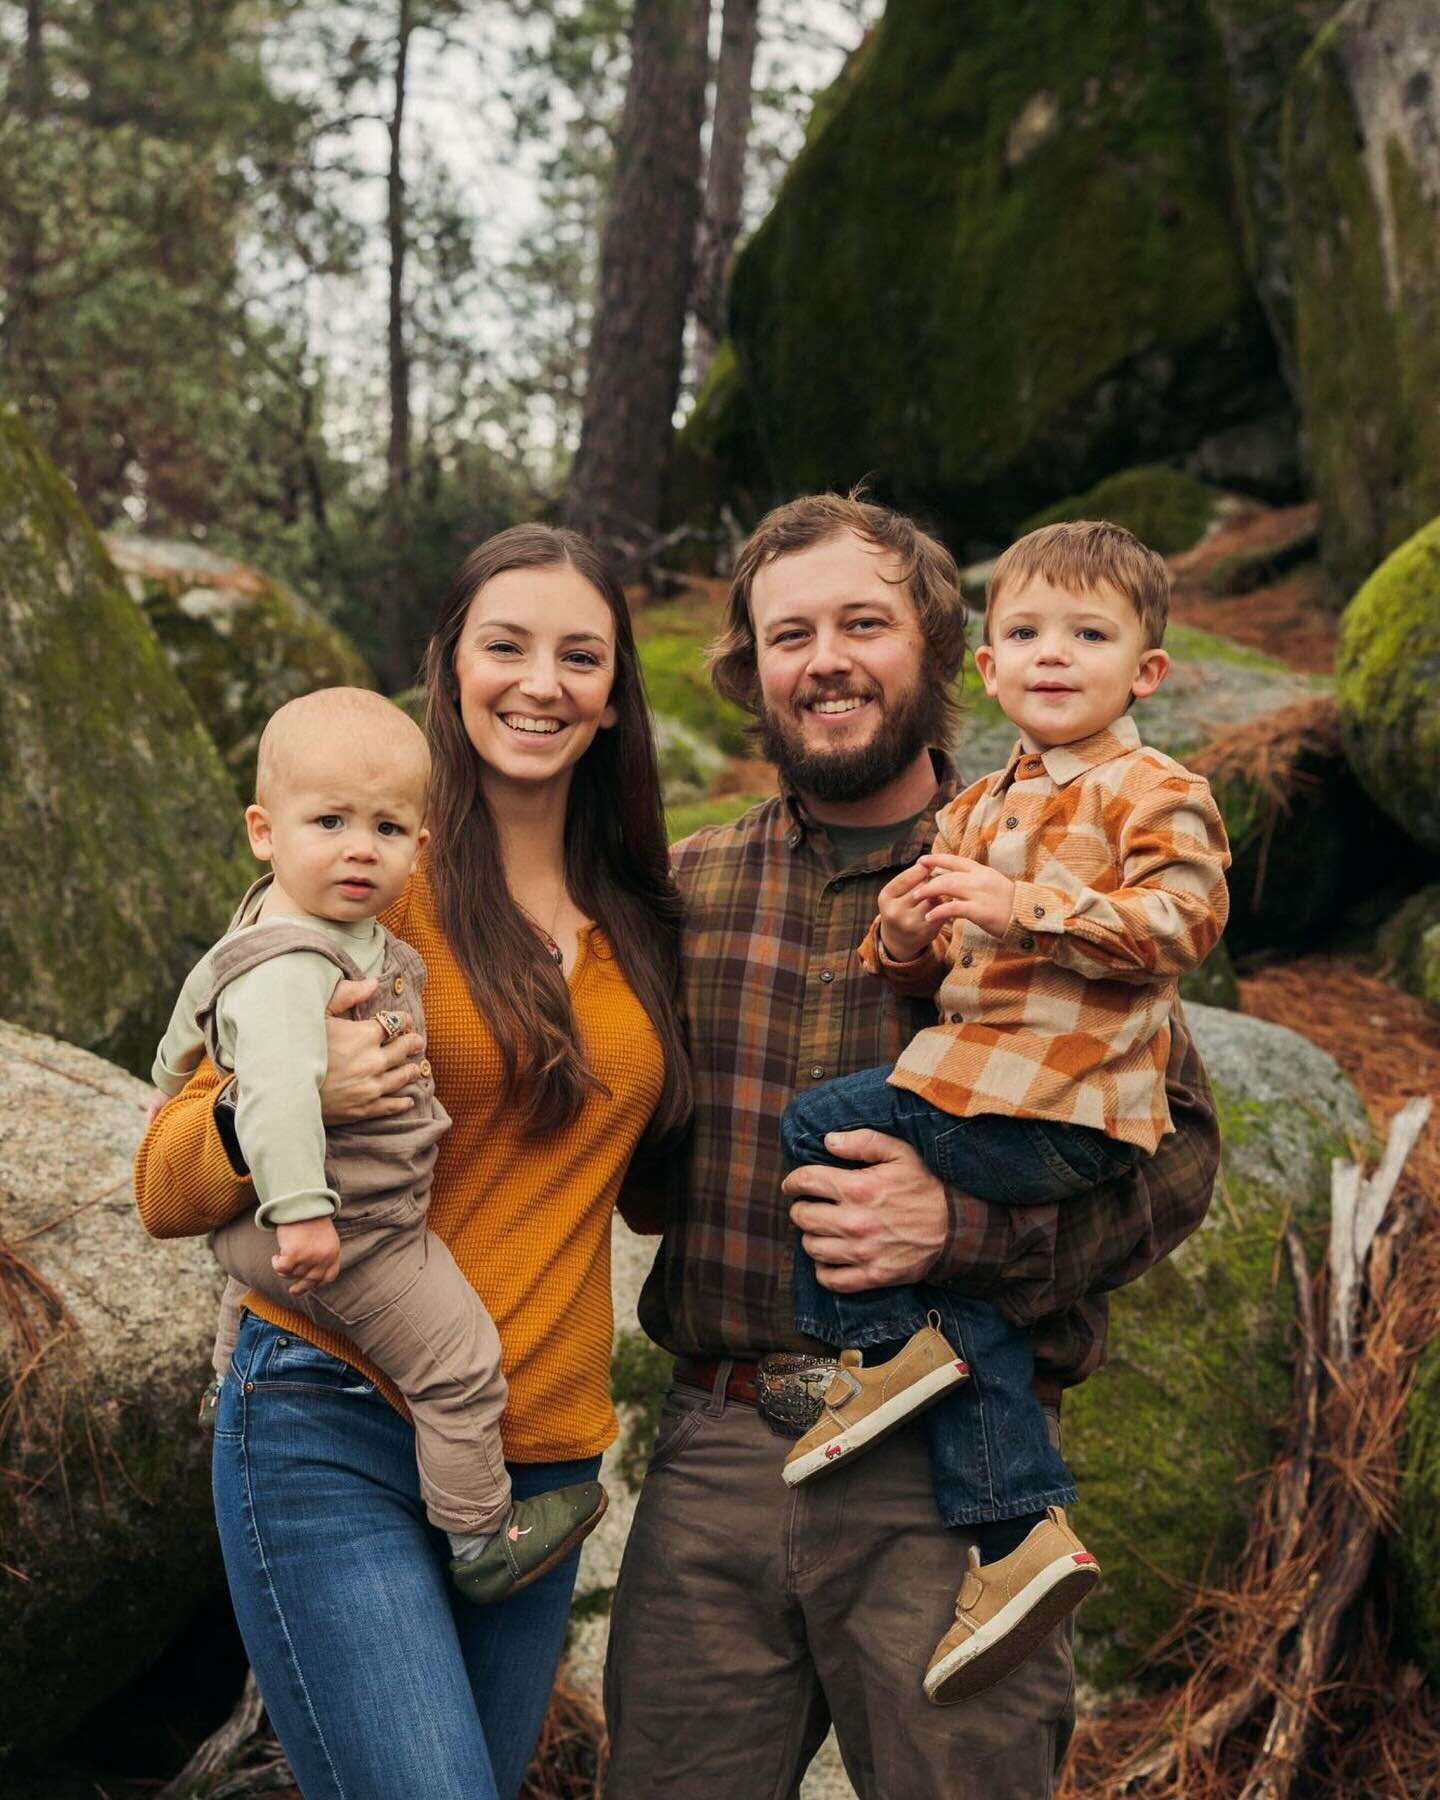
[[319, 977, 427, 1124]]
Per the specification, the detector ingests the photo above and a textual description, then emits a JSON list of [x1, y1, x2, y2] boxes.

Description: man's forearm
[[133, 1059, 254, 1238]]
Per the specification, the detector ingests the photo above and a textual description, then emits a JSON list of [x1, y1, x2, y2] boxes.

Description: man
[[603, 493, 1219, 1798]]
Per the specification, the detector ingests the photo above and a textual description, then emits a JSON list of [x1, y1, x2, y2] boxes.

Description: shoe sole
[[781, 1359, 970, 1486], [508, 1489, 610, 1598], [923, 1555, 1099, 1705]]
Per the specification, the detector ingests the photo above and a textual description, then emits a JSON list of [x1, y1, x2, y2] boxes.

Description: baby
[[149, 687, 606, 1602], [779, 521, 1230, 1703]]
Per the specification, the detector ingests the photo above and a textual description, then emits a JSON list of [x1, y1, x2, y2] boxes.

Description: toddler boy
[[779, 521, 1230, 1702], [149, 687, 605, 1603]]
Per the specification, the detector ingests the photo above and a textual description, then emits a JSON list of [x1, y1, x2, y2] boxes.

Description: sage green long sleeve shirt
[[152, 906, 387, 1226]]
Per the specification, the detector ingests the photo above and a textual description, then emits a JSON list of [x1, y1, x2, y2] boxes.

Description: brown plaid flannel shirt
[[627, 751, 1220, 1386]]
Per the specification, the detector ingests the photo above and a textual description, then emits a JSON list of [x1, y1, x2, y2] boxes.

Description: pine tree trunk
[[692, 0, 759, 386], [382, 0, 420, 687], [563, 0, 712, 555]]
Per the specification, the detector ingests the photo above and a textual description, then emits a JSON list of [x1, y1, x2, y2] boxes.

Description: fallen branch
[[155, 1668, 270, 1800], [1067, 1094, 1438, 1799]]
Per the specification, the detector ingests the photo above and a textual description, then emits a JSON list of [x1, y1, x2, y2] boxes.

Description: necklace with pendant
[[517, 892, 566, 966]]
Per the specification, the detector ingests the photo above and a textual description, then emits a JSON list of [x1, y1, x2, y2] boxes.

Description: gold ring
[[375, 1010, 406, 1043]]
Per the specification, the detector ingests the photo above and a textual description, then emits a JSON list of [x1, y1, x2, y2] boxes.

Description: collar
[[988, 714, 1142, 794], [782, 746, 959, 852]]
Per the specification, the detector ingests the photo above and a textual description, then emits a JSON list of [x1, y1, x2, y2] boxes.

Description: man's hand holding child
[[273, 1217, 342, 1298]]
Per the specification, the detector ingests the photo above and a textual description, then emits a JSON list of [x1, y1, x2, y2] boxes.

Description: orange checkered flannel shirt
[[861, 716, 1231, 1153]]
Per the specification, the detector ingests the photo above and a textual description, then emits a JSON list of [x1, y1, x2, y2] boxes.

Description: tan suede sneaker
[[781, 1316, 969, 1487], [923, 1506, 1099, 1704]]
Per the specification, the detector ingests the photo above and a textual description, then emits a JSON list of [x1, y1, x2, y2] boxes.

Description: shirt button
[[819, 969, 835, 983], [392, 975, 406, 996], [1006, 816, 1018, 830], [1020, 935, 1036, 951], [960, 953, 973, 968], [948, 1012, 963, 1023], [419, 1058, 432, 1077], [1033, 906, 1046, 919], [809, 1066, 825, 1080]]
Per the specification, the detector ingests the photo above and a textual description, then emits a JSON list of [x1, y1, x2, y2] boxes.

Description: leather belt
[[674, 1356, 762, 1405]]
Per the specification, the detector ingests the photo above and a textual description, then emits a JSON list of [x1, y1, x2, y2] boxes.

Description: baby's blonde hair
[[255, 688, 430, 812]]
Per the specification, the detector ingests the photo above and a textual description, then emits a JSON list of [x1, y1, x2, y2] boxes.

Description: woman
[[135, 525, 691, 1800]]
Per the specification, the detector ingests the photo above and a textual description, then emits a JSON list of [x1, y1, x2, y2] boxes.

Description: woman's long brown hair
[[422, 524, 691, 1138]]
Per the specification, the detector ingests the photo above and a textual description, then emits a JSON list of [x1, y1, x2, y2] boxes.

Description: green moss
[[666, 792, 773, 842], [683, 0, 1273, 542], [109, 537, 376, 801], [611, 1328, 675, 1491], [1286, 26, 1440, 596], [1377, 885, 1440, 1006], [1068, 1008, 1368, 1688], [0, 411, 255, 1076], [1018, 466, 1227, 555], [1336, 515, 1440, 855], [1396, 1334, 1440, 1682], [639, 633, 752, 759]]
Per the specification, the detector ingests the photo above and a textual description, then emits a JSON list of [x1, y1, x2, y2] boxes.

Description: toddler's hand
[[914, 854, 1016, 940], [143, 1089, 169, 1128], [273, 1217, 342, 1298], [876, 862, 941, 962]]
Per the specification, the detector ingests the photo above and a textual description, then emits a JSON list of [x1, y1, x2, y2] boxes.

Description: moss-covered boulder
[[1070, 1003, 1370, 1689], [1396, 1331, 1440, 1682], [1377, 884, 1440, 1006], [1203, 0, 1335, 390], [679, 0, 1287, 545], [104, 535, 375, 801], [1336, 514, 1440, 855], [1286, 0, 1440, 596], [1018, 466, 1233, 557], [0, 410, 255, 1077], [638, 628, 751, 761], [0, 1021, 225, 1771]]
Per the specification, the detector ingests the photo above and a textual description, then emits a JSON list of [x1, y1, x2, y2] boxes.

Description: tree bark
[[692, 0, 759, 385], [382, 0, 420, 686], [386, 0, 414, 506], [563, 0, 712, 553]]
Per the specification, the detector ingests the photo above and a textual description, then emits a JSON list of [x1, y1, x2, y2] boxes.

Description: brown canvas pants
[[604, 1371, 1075, 1799], [212, 1199, 511, 1537]]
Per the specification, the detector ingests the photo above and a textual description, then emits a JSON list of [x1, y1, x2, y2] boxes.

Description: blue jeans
[[213, 1312, 600, 1800], [782, 1065, 1139, 1527]]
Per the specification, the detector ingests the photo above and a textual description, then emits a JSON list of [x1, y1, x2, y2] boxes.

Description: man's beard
[[757, 671, 944, 805]]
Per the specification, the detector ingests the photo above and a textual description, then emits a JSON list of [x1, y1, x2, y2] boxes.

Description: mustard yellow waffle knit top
[[134, 863, 666, 1462]]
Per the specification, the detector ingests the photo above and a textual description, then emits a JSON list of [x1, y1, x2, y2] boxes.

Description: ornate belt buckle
[[755, 1352, 839, 1439]]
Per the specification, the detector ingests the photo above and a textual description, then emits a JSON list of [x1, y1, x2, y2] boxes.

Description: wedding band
[[375, 1010, 406, 1044]]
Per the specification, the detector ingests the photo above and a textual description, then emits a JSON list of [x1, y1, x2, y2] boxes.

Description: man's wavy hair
[[708, 490, 968, 748]]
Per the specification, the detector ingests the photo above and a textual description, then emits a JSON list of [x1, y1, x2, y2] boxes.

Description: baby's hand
[[273, 1217, 342, 1298], [914, 854, 1016, 940], [144, 1089, 169, 1128], [876, 862, 941, 962]]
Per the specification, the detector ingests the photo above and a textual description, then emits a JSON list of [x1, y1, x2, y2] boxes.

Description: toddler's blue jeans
[[783, 1064, 1138, 1527]]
